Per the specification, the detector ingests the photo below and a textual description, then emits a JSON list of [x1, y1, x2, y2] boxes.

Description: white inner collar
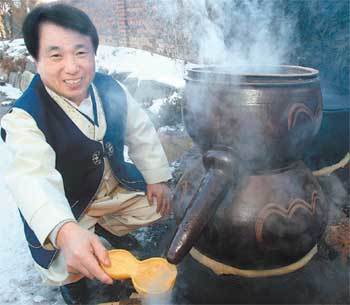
[[45, 86, 94, 121]]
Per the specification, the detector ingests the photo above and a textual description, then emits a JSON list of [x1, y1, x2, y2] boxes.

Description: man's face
[[36, 22, 95, 105]]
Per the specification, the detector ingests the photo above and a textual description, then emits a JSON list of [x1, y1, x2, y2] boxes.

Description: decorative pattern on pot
[[255, 191, 320, 249]]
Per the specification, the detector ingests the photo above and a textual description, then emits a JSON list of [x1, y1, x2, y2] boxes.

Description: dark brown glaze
[[167, 148, 239, 264], [172, 158, 328, 268], [183, 65, 322, 171], [167, 66, 327, 267]]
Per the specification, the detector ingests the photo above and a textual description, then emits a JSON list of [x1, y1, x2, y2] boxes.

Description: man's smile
[[63, 78, 83, 90], [64, 78, 82, 85]]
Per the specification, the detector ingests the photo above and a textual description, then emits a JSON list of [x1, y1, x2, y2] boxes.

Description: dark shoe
[[60, 278, 88, 305]]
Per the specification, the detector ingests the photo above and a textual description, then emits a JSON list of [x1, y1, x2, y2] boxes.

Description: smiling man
[[0, 3, 172, 305], [37, 22, 96, 104]]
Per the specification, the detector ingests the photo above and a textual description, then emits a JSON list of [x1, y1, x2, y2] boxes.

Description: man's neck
[[45, 86, 90, 108]]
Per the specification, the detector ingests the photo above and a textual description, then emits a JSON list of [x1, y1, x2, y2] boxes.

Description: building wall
[[0, 0, 190, 59], [61, 0, 191, 60], [61, 0, 120, 46], [115, 0, 178, 57]]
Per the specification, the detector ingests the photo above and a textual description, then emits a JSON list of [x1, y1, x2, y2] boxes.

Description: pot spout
[[166, 148, 238, 264]]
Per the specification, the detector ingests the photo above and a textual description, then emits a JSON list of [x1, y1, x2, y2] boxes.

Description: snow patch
[[0, 39, 28, 59], [149, 98, 167, 115], [0, 83, 23, 100], [96, 46, 185, 89], [149, 92, 182, 115], [33, 295, 45, 303]]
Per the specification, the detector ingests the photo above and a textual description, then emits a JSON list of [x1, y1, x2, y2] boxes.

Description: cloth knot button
[[105, 142, 114, 157], [92, 151, 102, 165]]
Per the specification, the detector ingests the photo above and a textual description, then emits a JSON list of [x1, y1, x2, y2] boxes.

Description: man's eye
[[50, 54, 62, 60], [76, 51, 87, 57]]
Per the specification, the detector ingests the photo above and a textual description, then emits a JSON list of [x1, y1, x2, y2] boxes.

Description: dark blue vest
[[1, 73, 146, 269]]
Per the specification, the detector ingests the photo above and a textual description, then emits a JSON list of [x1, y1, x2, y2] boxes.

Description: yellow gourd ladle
[[101, 249, 177, 295]]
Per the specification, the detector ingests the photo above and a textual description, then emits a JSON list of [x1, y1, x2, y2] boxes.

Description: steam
[[152, 0, 298, 67], [142, 291, 172, 305]]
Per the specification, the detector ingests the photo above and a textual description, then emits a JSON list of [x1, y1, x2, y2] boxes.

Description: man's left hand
[[147, 183, 171, 216]]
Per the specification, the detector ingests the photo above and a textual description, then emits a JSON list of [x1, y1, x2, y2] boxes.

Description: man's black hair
[[22, 3, 99, 60]]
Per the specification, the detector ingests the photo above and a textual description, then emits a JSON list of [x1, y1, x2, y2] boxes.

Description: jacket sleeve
[[1, 108, 76, 248], [124, 90, 172, 184]]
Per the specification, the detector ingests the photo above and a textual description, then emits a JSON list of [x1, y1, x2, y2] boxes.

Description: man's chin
[[68, 96, 84, 105], [61, 90, 86, 104]]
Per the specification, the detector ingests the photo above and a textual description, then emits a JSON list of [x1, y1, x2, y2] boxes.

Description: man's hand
[[56, 222, 113, 285], [147, 183, 171, 216]]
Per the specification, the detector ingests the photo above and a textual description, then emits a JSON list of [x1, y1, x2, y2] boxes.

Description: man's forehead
[[39, 22, 91, 42], [38, 22, 92, 50], [45, 44, 89, 51]]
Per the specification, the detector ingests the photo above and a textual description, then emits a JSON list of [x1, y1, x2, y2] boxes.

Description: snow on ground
[[0, 141, 62, 305], [0, 41, 184, 304], [97, 46, 185, 89], [0, 84, 22, 100], [0, 39, 29, 59], [148, 92, 181, 115]]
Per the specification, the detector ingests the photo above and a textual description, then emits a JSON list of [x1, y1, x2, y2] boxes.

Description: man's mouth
[[64, 78, 82, 86]]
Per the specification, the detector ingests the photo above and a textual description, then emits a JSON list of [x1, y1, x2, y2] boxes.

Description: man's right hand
[[56, 222, 113, 285]]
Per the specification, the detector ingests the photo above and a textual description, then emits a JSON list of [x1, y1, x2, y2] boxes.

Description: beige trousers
[[35, 184, 161, 286]]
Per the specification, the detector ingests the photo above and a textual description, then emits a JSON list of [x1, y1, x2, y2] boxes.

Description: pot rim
[[185, 65, 320, 86]]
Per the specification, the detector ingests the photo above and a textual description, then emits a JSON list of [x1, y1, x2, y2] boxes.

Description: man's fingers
[[84, 254, 113, 285], [77, 265, 94, 280], [67, 267, 80, 275], [163, 199, 170, 216], [147, 191, 153, 204], [158, 197, 165, 216], [160, 190, 170, 216], [68, 264, 93, 280], [147, 183, 172, 216], [156, 193, 164, 214], [162, 198, 170, 216], [91, 236, 111, 267], [86, 238, 113, 284]]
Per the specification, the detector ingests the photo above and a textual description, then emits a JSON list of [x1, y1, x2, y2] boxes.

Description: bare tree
[[0, 0, 12, 39], [0, 0, 34, 40]]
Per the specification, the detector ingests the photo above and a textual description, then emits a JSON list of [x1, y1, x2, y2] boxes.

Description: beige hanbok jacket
[[1, 81, 171, 249]]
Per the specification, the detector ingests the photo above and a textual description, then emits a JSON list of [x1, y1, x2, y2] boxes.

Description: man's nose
[[64, 56, 79, 74]]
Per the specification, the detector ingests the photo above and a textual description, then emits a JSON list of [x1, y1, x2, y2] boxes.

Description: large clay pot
[[172, 156, 328, 269], [166, 65, 327, 266], [183, 65, 323, 171], [303, 92, 349, 170]]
